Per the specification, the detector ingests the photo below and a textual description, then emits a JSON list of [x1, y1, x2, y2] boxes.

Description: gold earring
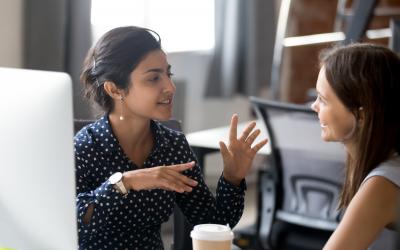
[[119, 96, 124, 120]]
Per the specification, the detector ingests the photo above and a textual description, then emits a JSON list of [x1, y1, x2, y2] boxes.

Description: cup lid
[[190, 224, 233, 241]]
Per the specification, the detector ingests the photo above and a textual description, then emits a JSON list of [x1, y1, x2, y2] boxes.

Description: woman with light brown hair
[[311, 43, 400, 249]]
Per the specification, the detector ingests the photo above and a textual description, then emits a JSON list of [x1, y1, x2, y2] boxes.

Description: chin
[[321, 134, 340, 143], [154, 113, 172, 121], [320, 131, 332, 142]]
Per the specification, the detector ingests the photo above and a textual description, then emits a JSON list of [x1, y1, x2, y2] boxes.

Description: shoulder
[[360, 175, 399, 202], [74, 117, 106, 155], [324, 176, 399, 249], [323, 157, 400, 249], [350, 172, 400, 228], [358, 156, 400, 220], [363, 155, 400, 188]]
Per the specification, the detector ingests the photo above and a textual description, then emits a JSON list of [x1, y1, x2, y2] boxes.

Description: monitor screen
[[0, 67, 77, 249]]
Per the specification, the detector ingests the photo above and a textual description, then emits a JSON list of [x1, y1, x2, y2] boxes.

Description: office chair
[[248, 97, 346, 250], [74, 119, 94, 133]]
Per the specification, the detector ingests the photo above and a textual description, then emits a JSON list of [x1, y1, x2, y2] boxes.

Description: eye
[[149, 75, 160, 82], [317, 95, 326, 105], [167, 72, 174, 78]]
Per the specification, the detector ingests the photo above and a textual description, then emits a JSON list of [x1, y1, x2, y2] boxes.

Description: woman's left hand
[[219, 114, 268, 186]]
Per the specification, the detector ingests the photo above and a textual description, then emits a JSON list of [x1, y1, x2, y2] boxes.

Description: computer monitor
[[0, 67, 77, 249]]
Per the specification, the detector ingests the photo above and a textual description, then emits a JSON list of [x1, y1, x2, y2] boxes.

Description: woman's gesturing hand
[[122, 161, 198, 193], [220, 114, 268, 185]]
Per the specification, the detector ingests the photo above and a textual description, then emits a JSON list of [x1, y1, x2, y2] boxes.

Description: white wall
[[0, 0, 254, 133], [0, 0, 253, 134], [0, 0, 253, 133], [168, 51, 252, 134], [0, 0, 23, 68]]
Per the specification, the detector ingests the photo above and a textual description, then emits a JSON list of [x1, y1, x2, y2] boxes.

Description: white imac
[[0, 67, 77, 249]]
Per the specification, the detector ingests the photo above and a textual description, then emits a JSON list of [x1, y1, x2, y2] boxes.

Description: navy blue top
[[74, 115, 246, 249]]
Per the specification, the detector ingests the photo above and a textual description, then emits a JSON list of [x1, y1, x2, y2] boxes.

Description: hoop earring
[[119, 96, 124, 121]]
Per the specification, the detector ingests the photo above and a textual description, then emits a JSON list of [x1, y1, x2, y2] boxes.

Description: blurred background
[[1, 0, 398, 133]]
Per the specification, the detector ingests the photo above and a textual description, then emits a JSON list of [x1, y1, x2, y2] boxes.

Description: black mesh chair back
[[74, 119, 94, 133], [250, 97, 346, 250]]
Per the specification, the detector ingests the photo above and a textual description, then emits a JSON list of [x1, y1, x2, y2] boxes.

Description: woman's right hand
[[122, 161, 198, 193]]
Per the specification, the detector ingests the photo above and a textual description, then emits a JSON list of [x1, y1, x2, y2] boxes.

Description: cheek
[[317, 107, 331, 124], [325, 111, 355, 138], [336, 114, 355, 135]]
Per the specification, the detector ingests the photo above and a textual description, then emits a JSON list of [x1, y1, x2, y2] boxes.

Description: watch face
[[109, 172, 122, 184]]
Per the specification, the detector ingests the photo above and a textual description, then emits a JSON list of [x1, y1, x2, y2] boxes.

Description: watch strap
[[115, 179, 128, 195]]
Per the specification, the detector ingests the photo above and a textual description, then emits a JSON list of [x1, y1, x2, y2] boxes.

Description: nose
[[310, 99, 318, 112], [164, 77, 176, 94]]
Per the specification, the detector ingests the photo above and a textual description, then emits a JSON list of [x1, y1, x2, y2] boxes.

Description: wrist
[[109, 172, 128, 196], [122, 171, 132, 191], [223, 172, 242, 186]]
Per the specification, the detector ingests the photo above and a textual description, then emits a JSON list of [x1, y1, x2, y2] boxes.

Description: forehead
[[134, 50, 168, 72], [316, 66, 331, 94], [316, 66, 348, 111]]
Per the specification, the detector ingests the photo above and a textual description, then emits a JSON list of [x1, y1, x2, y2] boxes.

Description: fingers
[[229, 114, 238, 142], [164, 163, 198, 186], [166, 161, 195, 172], [245, 128, 261, 145], [167, 169, 198, 188], [159, 172, 196, 193], [251, 139, 268, 153], [238, 121, 256, 142], [160, 161, 198, 193], [219, 141, 229, 158]]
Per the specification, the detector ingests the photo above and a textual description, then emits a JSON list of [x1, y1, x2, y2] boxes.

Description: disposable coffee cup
[[190, 224, 234, 250]]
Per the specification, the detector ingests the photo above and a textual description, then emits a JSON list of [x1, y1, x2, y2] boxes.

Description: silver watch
[[109, 172, 128, 196]]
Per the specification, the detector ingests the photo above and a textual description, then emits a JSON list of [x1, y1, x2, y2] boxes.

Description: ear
[[357, 107, 365, 124], [103, 81, 124, 100]]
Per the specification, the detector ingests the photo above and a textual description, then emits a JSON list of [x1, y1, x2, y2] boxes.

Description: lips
[[320, 123, 327, 128], [157, 98, 172, 105]]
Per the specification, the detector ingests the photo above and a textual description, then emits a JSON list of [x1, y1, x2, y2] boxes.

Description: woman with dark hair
[[311, 43, 400, 249], [75, 26, 268, 249]]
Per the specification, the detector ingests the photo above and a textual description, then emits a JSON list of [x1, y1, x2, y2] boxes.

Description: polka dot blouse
[[74, 115, 246, 249]]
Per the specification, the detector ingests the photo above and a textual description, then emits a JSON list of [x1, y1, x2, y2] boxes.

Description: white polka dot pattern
[[74, 115, 246, 249]]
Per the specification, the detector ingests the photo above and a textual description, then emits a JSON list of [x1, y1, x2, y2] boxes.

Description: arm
[[75, 151, 125, 244], [175, 114, 267, 227], [323, 176, 399, 250], [175, 147, 246, 228]]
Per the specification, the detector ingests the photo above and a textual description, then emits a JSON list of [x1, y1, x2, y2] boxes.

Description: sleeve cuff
[[93, 180, 114, 202], [218, 174, 247, 193], [92, 180, 127, 203]]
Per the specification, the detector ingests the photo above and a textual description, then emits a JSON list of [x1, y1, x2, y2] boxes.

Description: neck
[[108, 112, 152, 149], [343, 139, 357, 159]]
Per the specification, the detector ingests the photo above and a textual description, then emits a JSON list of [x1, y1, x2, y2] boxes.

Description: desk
[[173, 121, 269, 250]]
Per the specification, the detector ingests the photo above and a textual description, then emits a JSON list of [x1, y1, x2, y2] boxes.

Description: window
[[91, 0, 215, 52]]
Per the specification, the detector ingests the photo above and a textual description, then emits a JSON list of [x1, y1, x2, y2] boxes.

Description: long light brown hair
[[320, 43, 400, 208]]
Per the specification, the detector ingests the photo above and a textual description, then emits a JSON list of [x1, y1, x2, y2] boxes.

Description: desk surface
[[186, 120, 270, 155]]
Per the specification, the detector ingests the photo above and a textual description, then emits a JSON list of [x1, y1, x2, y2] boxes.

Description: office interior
[[1, 0, 400, 249]]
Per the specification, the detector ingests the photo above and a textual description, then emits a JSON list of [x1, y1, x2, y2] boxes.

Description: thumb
[[219, 141, 230, 158]]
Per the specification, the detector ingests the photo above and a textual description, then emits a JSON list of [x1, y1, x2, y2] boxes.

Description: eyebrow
[[144, 65, 171, 74]]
